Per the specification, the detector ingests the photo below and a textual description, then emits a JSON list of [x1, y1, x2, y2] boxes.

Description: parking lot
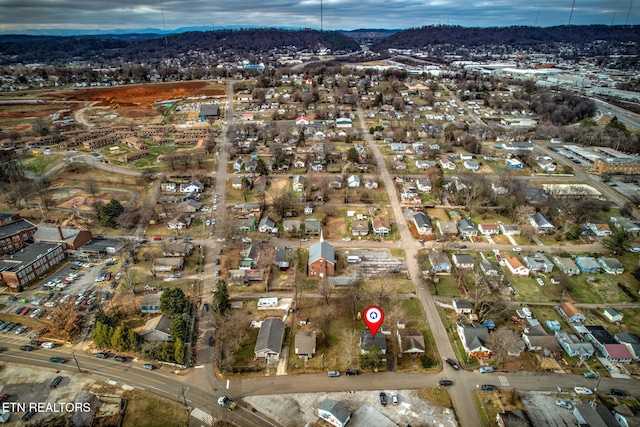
[[344, 249, 408, 278], [0, 260, 118, 337], [520, 391, 578, 426]]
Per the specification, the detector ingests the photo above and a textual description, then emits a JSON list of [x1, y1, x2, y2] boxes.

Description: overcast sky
[[0, 0, 637, 33]]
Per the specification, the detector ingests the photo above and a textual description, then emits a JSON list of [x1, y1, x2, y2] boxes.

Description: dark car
[[0, 393, 10, 403], [459, 245, 468, 249], [439, 379, 453, 386], [95, 352, 108, 359], [445, 358, 460, 370], [611, 388, 627, 397], [208, 336, 214, 347], [49, 357, 66, 364], [389, 267, 400, 273], [481, 384, 499, 391], [114, 355, 126, 362], [583, 372, 599, 379], [50, 376, 63, 388], [379, 392, 387, 406], [345, 369, 359, 376], [217, 248, 223, 255], [215, 258, 221, 265], [22, 410, 37, 421]]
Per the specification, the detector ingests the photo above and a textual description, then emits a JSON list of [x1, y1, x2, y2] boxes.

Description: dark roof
[[360, 330, 387, 351], [615, 332, 640, 344], [0, 242, 63, 273], [585, 325, 617, 344], [0, 218, 37, 239], [199, 104, 219, 116], [254, 318, 285, 355]]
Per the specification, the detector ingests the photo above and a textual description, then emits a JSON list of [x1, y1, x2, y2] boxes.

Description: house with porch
[[372, 217, 391, 236], [397, 328, 425, 356], [560, 301, 584, 323], [457, 323, 491, 358], [457, 219, 477, 237], [554, 330, 594, 360], [254, 318, 285, 361], [294, 331, 316, 359], [412, 212, 433, 235], [575, 257, 600, 274], [503, 256, 530, 277], [553, 256, 580, 275], [429, 251, 452, 274], [523, 252, 554, 273], [452, 253, 475, 270], [598, 257, 624, 275]]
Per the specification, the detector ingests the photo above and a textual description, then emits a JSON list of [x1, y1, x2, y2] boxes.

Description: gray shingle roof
[[254, 318, 285, 355], [308, 240, 335, 265]]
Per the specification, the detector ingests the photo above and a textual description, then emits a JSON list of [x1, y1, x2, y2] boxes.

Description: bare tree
[[340, 329, 359, 368], [488, 326, 521, 365]]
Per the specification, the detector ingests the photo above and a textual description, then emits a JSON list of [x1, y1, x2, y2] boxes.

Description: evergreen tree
[[127, 329, 141, 351], [92, 321, 113, 348], [360, 345, 384, 371], [169, 315, 189, 342], [160, 287, 188, 316], [602, 227, 633, 255], [174, 338, 185, 365], [212, 281, 230, 315], [110, 324, 130, 351], [100, 199, 124, 228]]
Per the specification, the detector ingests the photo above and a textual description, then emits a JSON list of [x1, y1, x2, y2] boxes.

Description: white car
[[342, 237, 352, 241], [45, 301, 56, 308], [630, 247, 640, 253], [555, 399, 573, 410], [536, 278, 544, 286], [513, 247, 522, 252], [30, 299, 41, 306], [41, 342, 55, 349], [206, 220, 211, 226], [212, 206, 218, 211], [574, 386, 593, 395]]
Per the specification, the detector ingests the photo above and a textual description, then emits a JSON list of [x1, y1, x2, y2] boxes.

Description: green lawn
[[21, 154, 63, 175], [123, 391, 188, 427]]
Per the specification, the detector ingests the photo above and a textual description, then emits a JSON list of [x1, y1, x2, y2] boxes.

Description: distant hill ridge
[[0, 25, 637, 66]]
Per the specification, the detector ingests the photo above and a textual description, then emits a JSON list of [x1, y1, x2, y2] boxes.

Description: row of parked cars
[[0, 321, 28, 334]]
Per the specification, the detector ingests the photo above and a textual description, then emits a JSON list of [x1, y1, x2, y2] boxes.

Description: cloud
[[0, 0, 636, 32]]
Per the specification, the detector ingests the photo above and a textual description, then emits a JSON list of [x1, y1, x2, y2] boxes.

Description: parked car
[[445, 358, 460, 370], [379, 392, 387, 406], [555, 399, 573, 410], [345, 369, 359, 376], [41, 342, 55, 349], [438, 379, 453, 386], [481, 384, 499, 391], [390, 392, 398, 405], [50, 376, 63, 388], [327, 371, 341, 377], [22, 410, 37, 421], [513, 247, 522, 252], [95, 352, 109, 359], [20, 345, 34, 351], [611, 388, 627, 397], [143, 363, 156, 370], [49, 357, 66, 364], [0, 393, 9, 403], [15, 326, 28, 335], [459, 245, 468, 249], [153, 236, 162, 240], [479, 366, 494, 373], [114, 355, 126, 362], [574, 386, 593, 395], [583, 372, 599, 379]]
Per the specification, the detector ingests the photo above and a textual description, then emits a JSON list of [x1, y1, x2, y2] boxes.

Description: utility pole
[[71, 352, 81, 372]]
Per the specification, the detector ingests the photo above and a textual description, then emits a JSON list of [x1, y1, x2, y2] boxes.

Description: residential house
[[397, 328, 425, 355], [293, 156, 306, 168], [588, 223, 612, 237], [167, 216, 189, 230], [233, 157, 244, 171], [416, 178, 432, 192], [231, 176, 243, 189], [457, 323, 491, 358], [491, 183, 508, 195], [478, 223, 500, 235], [308, 234, 335, 277], [610, 216, 640, 235], [360, 330, 387, 354], [372, 217, 391, 237], [294, 331, 316, 359], [528, 212, 555, 235], [560, 302, 585, 323], [536, 157, 556, 172], [254, 318, 286, 361], [305, 218, 321, 236], [440, 156, 456, 170], [316, 399, 351, 427], [364, 177, 379, 189], [415, 159, 436, 169], [347, 175, 361, 188], [503, 256, 530, 277], [239, 244, 259, 270], [615, 332, 640, 361], [329, 176, 343, 189], [140, 294, 160, 314], [496, 410, 532, 427], [304, 202, 314, 215], [479, 259, 502, 277], [295, 116, 310, 125], [401, 182, 418, 200], [351, 220, 369, 236], [522, 319, 561, 354], [452, 253, 475, 270], [153, 257, 184, 273], [235, 218, 257, 232], [393, 161, 407, 171], [412, 212, 433, 235], [453, 299, 473, 315], [554, 330, 595, 360], [573, 403, 619, 427], [160, 183, 177, 193], [457, 219, 477, 237], [505, 158, 524, 169], [585, 325, 634, 363], [499, 224, 521, 236], [179, 181, 204, 193], [463, 159, 479, 171], [140, 315, 173, 342], [553, 256, 580, 276], [613, 404, 640, 427], [523, 252, 554, 273], [274, 247, 293, 270], [292, 175, 306, 192], [176, 199, 202, 213], [603, 307, 624, 323], [437, 221, 458, 238], [429, 251, 452, 274], [598, 257, 625, 275], [575, 257, 600, 274], [258, 216, 277, 234], [162, 242, 194, 257]]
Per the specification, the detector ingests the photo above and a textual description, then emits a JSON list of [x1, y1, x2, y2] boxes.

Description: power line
[[626, 0, 634, 25], [569, 0, 576, 25]]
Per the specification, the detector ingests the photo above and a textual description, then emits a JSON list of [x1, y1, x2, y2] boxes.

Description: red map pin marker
[[363, 306, 384, 337]]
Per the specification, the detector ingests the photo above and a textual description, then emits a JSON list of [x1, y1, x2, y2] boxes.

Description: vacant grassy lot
[[123, 391, 187, 427], [22, 154, 64, 175]]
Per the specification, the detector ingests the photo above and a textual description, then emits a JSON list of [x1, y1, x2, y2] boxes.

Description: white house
[[463, 159, 479, 171], [440, 156, 456, 170], [503, 256, 529, 277], [412, 212, 432, 235], [604, 307, 624, 323], [233, 157, 244, 171], [347, 175, 361, 188], [416, 178, 432, 192], [258, 216, 277, 233]]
